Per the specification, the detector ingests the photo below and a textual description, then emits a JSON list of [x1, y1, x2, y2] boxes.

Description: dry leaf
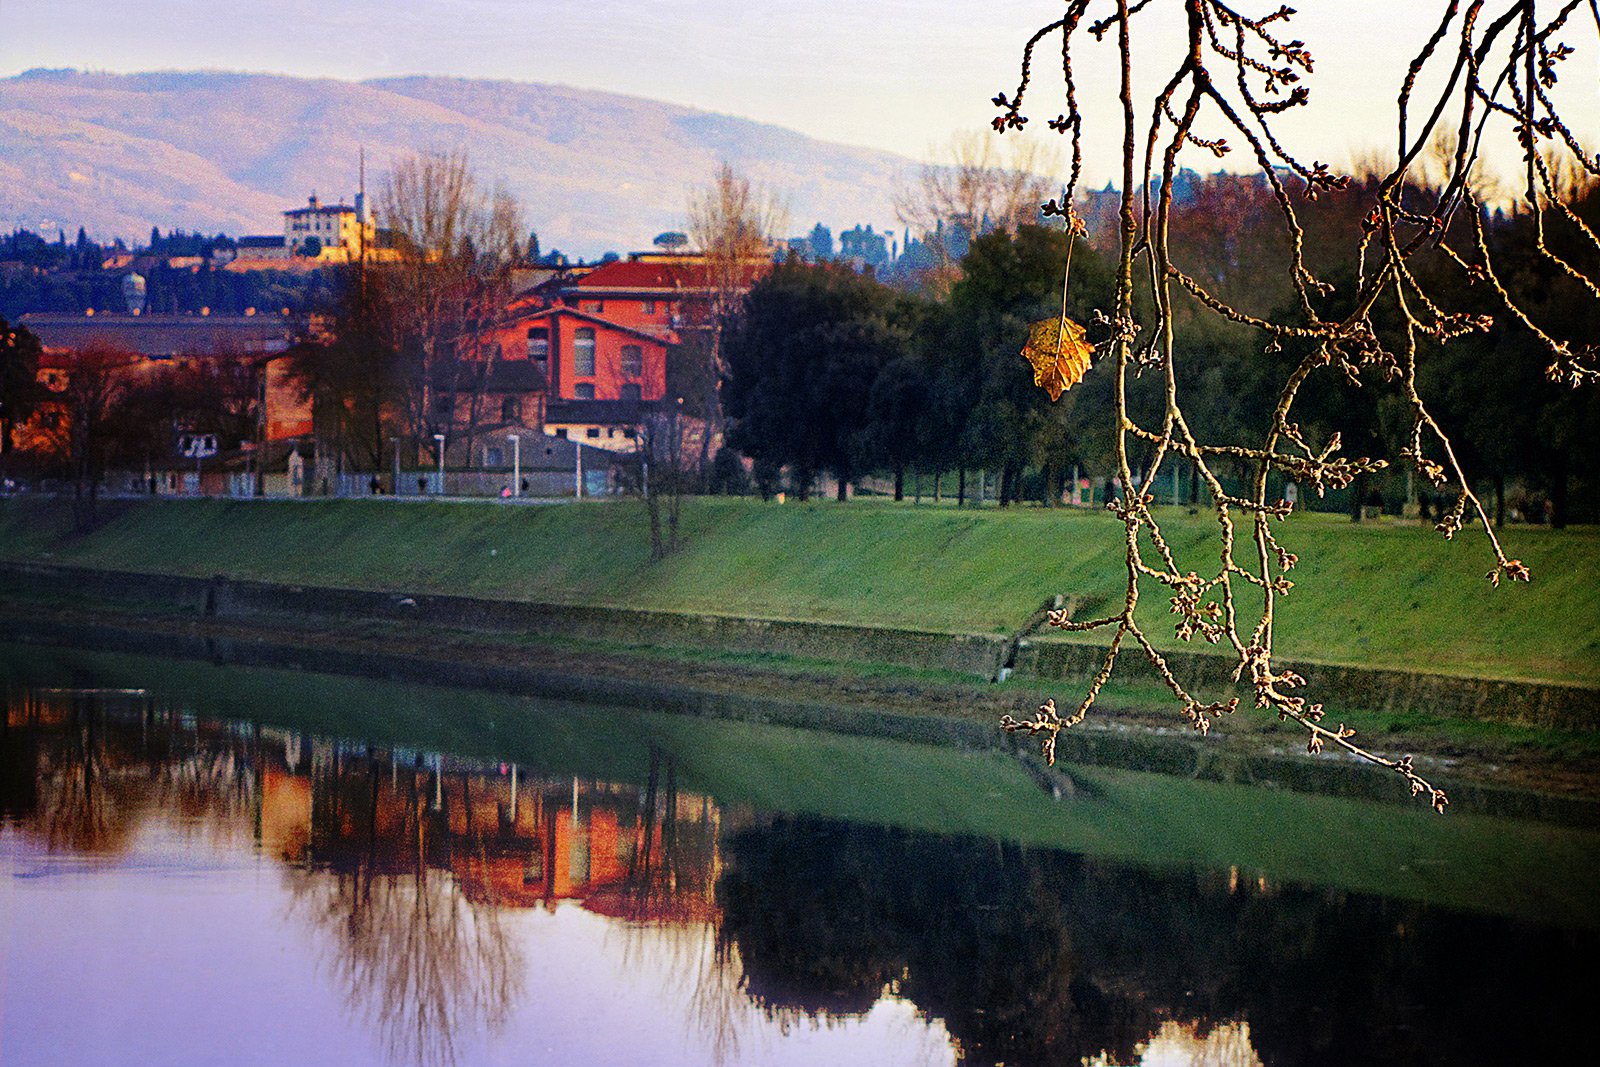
[[1022, 316, 1094, 401]]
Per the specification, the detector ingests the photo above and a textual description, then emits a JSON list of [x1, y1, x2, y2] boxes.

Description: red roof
[[573, 257, 770, 293]]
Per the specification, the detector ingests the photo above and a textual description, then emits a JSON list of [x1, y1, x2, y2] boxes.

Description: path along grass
[[2, 495, 1596, 685]]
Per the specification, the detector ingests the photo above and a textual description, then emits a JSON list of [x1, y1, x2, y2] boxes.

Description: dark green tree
[[724, 260, 915, 500], [0, 315, 43, 455], [940, 224, 1114, 504]]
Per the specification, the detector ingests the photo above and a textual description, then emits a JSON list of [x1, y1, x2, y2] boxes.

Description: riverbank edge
[[3, 570, 1598, 828], [4, 559, 1597, 729]]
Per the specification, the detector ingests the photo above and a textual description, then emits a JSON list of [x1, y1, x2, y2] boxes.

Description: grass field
[[2, 495, 1596, 684]]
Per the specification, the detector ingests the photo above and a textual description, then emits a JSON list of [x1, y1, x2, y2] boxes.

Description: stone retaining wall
[[4, 614, 1597, 828], [4, 561, 1594, 730], [1018, 638, 1598, 731], [0, 562, 1009, 679]]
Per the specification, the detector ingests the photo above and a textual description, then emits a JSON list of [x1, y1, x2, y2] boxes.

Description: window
[[433, 395, 452, 417], [555, 428, 568, 439], [486, 446, 504, 467], [574, 383, 595, 399], [586, 427, 601, 438], [620, 383, 642, 402], [643, 300, 656, 315], [501, 397, 520, 422], [619, 344, 643, 377], [573, 328, 596, 376], [526, 327, 549, 360]]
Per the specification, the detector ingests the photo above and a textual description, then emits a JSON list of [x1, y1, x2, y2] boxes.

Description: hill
[[0, 68, 915, 257]]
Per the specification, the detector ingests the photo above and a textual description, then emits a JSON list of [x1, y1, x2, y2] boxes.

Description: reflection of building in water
[[259, 763, 311, 863], [4, 690, 721, 924], [4, 689, 726, 1067], [283, 745, 720, 922]]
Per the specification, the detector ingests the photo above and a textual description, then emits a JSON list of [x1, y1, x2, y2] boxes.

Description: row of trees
[[0, 253, 338, 320], [721, 167, 1599, 525]]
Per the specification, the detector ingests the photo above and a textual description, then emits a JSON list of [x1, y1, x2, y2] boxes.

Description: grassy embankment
[[2, 495, 1596, 686]]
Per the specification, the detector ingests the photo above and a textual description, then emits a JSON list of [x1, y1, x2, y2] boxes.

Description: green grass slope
[[2, 496, 1596, 684]]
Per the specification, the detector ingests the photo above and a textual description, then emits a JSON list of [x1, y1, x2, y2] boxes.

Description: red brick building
[[12, 312, 307, 491], [439, 252, 770, 460]]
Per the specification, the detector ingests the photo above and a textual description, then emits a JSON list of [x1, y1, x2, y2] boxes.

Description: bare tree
[[57, 344, 136, 528], [377, 149, 523, 471], [995, 1, 1598, 810], [894, 131, 1063, 293], [632, 401, 686, 560], [686, 163, 787, 473]]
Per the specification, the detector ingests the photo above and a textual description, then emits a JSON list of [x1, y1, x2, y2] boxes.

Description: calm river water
[[2, 640, 1597, 1067]]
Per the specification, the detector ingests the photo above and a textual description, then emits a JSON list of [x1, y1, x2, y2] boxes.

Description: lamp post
[[433, 433, 446, 496], [574, 440, 583, 499], [508, 434, 520, 497], [391, 436, 401, 495]]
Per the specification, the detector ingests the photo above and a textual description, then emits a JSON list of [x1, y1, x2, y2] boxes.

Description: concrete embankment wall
[[1018, 640, 1599, 732], [6, 612, 1598, 828], [0, 562, 1010, 678], [3, 561, 1596, 730]]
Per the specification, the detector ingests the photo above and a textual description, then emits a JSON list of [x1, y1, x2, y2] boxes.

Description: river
[[1, 640, 1596, 1066]]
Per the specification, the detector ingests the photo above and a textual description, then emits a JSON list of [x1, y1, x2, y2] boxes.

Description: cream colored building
[[282, 193, 375, 262]]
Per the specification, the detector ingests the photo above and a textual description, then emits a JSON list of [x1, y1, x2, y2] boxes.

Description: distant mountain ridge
[[0, 69, 916, 257]]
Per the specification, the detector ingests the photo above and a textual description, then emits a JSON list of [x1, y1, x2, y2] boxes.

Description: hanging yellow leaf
[[1021, 316, 1094, 401]]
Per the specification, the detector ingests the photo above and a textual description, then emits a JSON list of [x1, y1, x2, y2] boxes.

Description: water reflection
[[719, 813, 1596, 1065], [3, 682, 1596, 1067], [3, 689, 725, 1066]]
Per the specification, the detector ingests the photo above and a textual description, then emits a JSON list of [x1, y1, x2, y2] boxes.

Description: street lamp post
[[508, 434, 521, 498], [433, 433, 446, 496], [391, 436, 401, 495]]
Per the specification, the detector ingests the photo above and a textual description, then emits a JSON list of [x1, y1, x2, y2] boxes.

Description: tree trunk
[[957, 468, 966, 507], [894, 467, 904, 502], [1494, 474, 1505, 528], [1349, 475, 1363, 523], [667, 413, 682, 552], [644, 460, 664, 561], [836, 475, 848, 502], [933, 471, 941, 502], [1551, 451, 1569, 529]]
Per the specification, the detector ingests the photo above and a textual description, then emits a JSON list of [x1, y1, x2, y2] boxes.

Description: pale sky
[[5, 0, 1596, 188]]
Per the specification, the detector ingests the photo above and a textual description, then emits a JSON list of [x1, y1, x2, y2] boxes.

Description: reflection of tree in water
[[3, 692, 523, 1067], [604, 749, 743, 1064], [1, 690, 258, 858], [717, 815, 1599, 1067], [285, 754, 522, 1067]]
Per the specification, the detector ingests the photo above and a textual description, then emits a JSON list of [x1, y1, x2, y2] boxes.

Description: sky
[[5, 0, 1597, 188]]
